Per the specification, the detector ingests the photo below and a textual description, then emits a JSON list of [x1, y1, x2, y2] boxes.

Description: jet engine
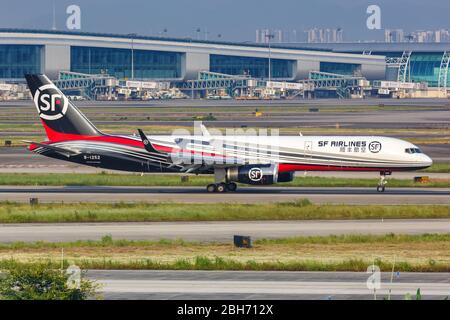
[[225, 164, 294, 185]]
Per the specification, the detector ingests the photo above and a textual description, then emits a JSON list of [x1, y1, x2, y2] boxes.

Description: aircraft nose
[[422, 154, 433, 167]]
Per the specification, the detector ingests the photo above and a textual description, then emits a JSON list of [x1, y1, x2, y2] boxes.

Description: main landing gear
[[206, 182, 238, 193], [377, 171, 391, 192]]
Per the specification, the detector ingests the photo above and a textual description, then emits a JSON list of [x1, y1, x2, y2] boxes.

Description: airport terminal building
[[0, 29, 385, 81], [1, 29, 450, 99], [291, 42, 450, 87]]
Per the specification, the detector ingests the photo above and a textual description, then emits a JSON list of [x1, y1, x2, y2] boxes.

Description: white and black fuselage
[[24, 74, 433, 191]]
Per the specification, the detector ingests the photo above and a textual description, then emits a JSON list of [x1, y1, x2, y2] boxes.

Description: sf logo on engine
[[369, 141, 382, 153], [248, 167, 263, 182], [33, 84, 68, 121]]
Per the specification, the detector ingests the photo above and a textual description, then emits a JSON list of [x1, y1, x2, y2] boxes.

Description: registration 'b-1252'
[[24, 74, 432, 193]]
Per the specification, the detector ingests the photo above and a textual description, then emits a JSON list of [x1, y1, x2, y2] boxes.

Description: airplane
[[23, 74, 433, 193]]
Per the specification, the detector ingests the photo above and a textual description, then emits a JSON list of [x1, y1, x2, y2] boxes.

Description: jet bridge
[[54, 71, 117, 100], [298, 71, 371, 99]]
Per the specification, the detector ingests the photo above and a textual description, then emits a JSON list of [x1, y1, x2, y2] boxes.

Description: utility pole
[[265, 33, 275, 82], [128, 33, 137, 79]]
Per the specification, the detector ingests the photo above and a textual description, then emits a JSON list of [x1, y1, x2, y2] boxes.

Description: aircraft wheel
[[206, 184, 217, 193], [376, 186, 385, 193], [226, 182, 237, 192], [216, 183, 227, 193]]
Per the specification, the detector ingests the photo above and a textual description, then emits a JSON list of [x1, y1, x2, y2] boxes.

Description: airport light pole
[[265, 33, 275, 82], [128, 33, 137, 80]]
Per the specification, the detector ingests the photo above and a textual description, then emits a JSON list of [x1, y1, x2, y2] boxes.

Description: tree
[[0, 263, 99, 300]]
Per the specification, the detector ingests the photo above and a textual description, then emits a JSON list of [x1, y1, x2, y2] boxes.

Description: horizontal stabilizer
[[22, 140, 80, 158]]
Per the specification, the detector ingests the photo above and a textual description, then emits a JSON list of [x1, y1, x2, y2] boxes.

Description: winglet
[[137, 129, 164, 154]]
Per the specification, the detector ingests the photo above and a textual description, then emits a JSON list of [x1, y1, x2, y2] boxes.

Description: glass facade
[[409, 53, 445, 87], [210, 54, 294, 79], [378, 52, 450, 87], [0, 45, 42, 79], [320, 62, 361, 75], [71, 46, 182, 79]]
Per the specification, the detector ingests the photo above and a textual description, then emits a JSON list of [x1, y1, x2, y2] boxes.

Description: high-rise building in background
[[255, 29, 291, 43], [257, 27, 450, 44], [305, 28, 343, 43], [256, 29, 270, 43], [255, 29, 316, 43], [384, 29, 404, 43], [384, 28, 450, 43]]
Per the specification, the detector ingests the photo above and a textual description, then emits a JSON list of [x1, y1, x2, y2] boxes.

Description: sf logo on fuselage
[[248, 167, 263, 182], [368, 141, 382, 153], [33, 84, 68, 121]]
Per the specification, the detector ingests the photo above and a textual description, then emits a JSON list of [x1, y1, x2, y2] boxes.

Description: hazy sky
[[0, 0, 449, 42]]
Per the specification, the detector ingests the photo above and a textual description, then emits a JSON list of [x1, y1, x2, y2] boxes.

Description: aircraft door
[[304, 141, 313, 159]]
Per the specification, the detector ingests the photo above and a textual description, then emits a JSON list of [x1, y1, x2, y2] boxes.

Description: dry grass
[[1, 235, 449, 271]]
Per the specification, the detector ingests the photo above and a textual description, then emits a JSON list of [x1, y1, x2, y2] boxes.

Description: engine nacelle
[[226, 164, 294, 185]]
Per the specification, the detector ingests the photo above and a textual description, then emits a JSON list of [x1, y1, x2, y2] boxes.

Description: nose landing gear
[[377, 171, 391, 192]]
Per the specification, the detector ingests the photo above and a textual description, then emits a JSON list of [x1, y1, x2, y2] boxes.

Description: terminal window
[[210, 54, 294, 79], [409, 53, 445, 87], [320, 62, 361, 76], [0, 45, 42, 79], [70, 46, 182, 79]]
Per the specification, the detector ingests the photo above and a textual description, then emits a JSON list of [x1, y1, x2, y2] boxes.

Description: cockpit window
[[405, 148, 423, 154]]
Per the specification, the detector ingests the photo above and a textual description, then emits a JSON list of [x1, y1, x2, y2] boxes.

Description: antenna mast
[[52, 0, 56, 30]]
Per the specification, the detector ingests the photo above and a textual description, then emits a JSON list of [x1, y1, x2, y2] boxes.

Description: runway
[[1, 186, 450, 205], [88, 270, 450, 300], [1, 219, 449, 242]]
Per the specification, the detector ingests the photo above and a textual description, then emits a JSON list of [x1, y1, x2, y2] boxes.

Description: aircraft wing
[[137, 129, 245, 172]]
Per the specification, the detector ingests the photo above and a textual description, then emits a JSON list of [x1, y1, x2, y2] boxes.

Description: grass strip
[[0, 201, 449, 223], [0, 233, 449, 249], [0, 258, 446, 272], [1, 233, 449, 272]]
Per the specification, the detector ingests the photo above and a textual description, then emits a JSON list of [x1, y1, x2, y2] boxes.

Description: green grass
[[0, 201, 449, 223], [254, 233, 450, 245], [0, 257, 447, 272], [1, 233, 448, 250], [423, 162, 450, 173], [0, 172, 449, 187]]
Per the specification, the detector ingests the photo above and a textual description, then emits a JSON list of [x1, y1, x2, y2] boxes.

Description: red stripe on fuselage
[[39, 123, 227, 158], [42, 121, 143, 147], [278, 163, 412, 172]]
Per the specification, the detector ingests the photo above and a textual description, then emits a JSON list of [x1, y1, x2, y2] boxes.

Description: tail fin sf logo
[[33, 84, 68, 120]]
